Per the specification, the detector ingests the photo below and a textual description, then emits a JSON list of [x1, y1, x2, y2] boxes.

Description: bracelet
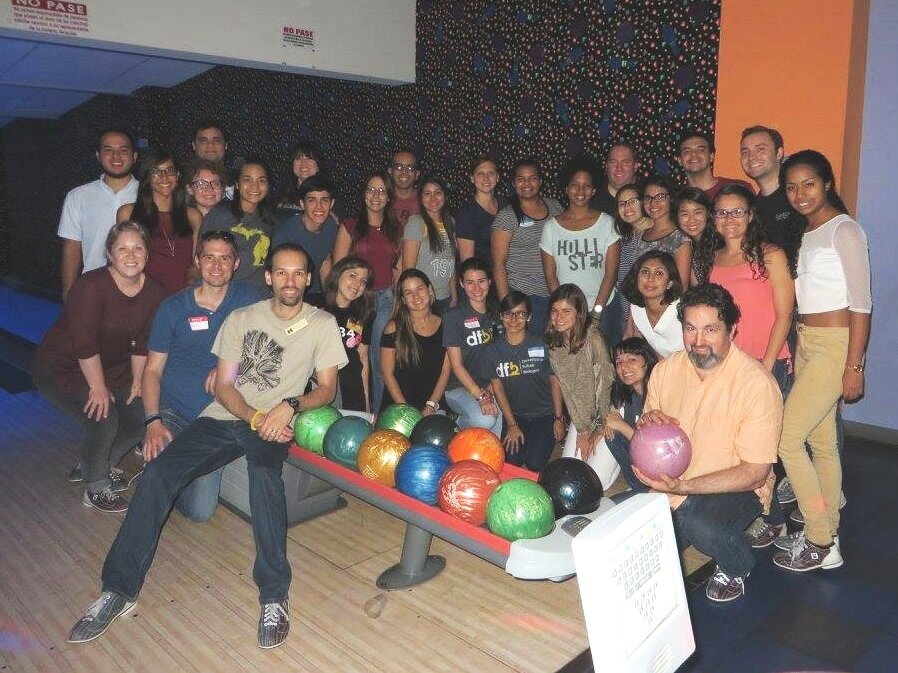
[[847, 363, 865, 373], [143, 414, 162, 427], [249, 409, 265, 431], [425, 400, 439, 410], [474, 390, 487, 402]]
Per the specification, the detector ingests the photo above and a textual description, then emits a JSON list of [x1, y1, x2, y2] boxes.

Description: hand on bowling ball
[[421, 404, 436, 417], [632, 464, 686, 495], [636, 409, 680, 428], [257, 403, 295, 443], [503, 424, 524, 454]]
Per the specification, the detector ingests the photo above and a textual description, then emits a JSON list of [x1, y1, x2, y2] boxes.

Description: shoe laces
[[84, 593, 114, 620], [790, 534, 814, 560], [96, 487, 117, 501], [711, 568, 742, 587], [262, 603, 287, 627]]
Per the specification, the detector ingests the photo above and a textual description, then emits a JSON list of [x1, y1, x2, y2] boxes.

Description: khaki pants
[[777, 325, 848, 545]]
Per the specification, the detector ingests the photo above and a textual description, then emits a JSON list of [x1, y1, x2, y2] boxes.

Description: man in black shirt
[[739, 125, 805, 273], [590, 142, 639, 215]]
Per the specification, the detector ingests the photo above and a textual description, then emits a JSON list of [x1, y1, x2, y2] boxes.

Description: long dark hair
[[544, 284, 590, 354], [281, 141, 322, 206], [353, 170, 401, 254], [639, 174, 680, 221], [457, 257, 500, 320], [780, 149, 850, 215], [324, 256, 374, 324], [230, 157, 276, 225], [613, 182, 641, 239], [621, 251, 683, 307], [392, 268, 435, 368], [418, 174, 456, 254], [130, 147, 192, 238], [610, 337, 659, 407], [694, 184, 771, 281], [508, 158, 542, 224], [677, 187, 715, 283]]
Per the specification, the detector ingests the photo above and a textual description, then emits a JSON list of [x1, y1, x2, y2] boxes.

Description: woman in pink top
[[698, 184, 794, 391]]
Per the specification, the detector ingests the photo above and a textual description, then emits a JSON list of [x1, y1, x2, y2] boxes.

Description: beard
[[687, 348, 722, 370]]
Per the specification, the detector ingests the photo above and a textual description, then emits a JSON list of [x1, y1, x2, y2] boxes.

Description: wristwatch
[[282, 396, 302, 413], [591, 304, 604, 318]]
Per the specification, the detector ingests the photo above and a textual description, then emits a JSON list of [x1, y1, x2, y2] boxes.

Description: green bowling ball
[[293, 406, 343, 455], [375, 403, 423, 438], [323, 415, 373, 470], [486, 478, 555, 541]]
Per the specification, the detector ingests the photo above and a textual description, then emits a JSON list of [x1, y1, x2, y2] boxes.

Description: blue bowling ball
[[323, 415, 373, 470], [395, 445, 451, 505]]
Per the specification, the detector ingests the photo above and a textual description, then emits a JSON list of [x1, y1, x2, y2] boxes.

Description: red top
[[342, 218, 398, 291], [709, 262, 790, 361], [35, 268, 166, 392], [146, 212, 194, 295], [391, 194, 419, 229]]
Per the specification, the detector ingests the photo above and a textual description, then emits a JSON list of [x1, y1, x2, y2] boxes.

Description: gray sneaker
[[67, 591, 136, 643], [109, 468, 129, 493], [258, 600, 289, 649], [773, 536, 843, 572], [705, 567, 747, 602], [745, 517, 786, 549], [83, 487, 128, 513], [775, 530, 840, 552], [776, 477, 796, 504]]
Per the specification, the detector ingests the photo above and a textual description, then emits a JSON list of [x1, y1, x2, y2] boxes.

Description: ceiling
[[0, 36, 212, 127]]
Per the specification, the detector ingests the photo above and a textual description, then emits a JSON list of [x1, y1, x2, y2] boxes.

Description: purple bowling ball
[[630, 423, 692, 481]]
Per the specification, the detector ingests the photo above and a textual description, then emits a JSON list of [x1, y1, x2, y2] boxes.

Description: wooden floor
[[0, 389, 709, 673]]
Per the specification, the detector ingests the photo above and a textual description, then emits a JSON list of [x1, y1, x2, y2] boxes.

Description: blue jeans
[[444, 386, 503, 437], [526, 293, 550, 338], [503, 414, 555, 472], [369, 287, 394, 412], [673, 492, 761, 577], [599, 293, 623, 350], [160, 409, 225, 523], [102, 417, 291, 604], [606, 432, 647, 492]]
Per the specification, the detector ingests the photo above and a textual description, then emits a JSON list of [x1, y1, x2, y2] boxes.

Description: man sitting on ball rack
[[633, 284, 783, 603]]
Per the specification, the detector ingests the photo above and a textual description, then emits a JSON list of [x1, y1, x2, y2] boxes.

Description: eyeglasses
[[392, 163, 417, 172], [501, 310, 530, 321], [365, 187, 387, 195], [191, 179, 224, 191], [200, 230, 237, 244], [150, 167, 178, 178], [643, 192, 670, 204], [618, 197, 641, 208], [713, 208, 750, 220]]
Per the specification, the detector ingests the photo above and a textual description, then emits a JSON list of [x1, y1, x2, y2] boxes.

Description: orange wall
[[714, 1, 869, 209]]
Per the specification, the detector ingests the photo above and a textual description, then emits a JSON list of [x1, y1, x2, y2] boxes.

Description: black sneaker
[[258, 600, 289, 649], [109, 468, 129, 493], [67, 591, 136, 643], [705, 566, 747, 603], [745, 517, 786, 549], [68, 462, 84, 483], [83, 488, 128, 513]]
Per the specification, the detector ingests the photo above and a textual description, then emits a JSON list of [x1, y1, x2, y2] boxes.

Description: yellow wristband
[[250, 409, 264, 431]]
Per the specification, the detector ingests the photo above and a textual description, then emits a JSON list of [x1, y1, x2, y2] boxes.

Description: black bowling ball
[[408, 414, 458, 450], [537, 457, 604, 519]]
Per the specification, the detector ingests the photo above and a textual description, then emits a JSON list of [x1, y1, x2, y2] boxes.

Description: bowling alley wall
[[0, 0, 722, 292]]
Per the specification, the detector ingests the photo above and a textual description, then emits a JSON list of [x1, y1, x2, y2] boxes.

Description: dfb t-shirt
[[202, 300, 347, 421], [272, 214, 339, 294], [539, 213, 620, 306], [756, 185, 805, 274], [455, 196, 508, 267], [482, 334, 554, 419], [201, 203, 274, 293], [442, 301, 498, 390], [148, 281, 261, 422], [329, 304, 375, 412]]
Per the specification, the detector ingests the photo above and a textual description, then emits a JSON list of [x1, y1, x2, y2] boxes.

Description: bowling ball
[[438, 460, 501, 526], [409, 414, 458, 449], [537, 457, 604, 519], [376, 403, 423, 437], [447, 427, 505, 473], [293, 406, 343, 455], [357, 429, 411, 487], [630, 422, 692, 481], [486, 478, 555, 541], [395, 445, 452, 505], [322, 415, 373, 470]]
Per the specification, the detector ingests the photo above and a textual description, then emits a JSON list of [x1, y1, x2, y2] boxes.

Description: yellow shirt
[[645, 345, 783, 510]]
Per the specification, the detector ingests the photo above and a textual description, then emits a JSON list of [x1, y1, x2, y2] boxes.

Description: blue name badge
[[528, 346, 545, 358], [519, 216, 535, 228]]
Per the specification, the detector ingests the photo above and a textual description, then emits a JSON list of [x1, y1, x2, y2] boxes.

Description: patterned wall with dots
[[1, 0, 720, 292]]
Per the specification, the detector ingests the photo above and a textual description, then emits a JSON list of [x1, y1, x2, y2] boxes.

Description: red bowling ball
[[437, 460, 501, 526]]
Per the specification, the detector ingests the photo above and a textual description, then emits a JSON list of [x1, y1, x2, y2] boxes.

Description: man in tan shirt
[[635, 284, 783, 603]]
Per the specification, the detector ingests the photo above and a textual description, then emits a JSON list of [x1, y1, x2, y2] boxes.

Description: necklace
[[158, 217, 176, 258]]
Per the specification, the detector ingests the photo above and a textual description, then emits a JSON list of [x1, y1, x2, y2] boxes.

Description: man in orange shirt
[[635, 284, 783, 603]]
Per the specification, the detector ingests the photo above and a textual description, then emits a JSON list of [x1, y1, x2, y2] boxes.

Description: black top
[[756, 185, 805, 274], [483, 333, 554, 419], [329, 305, 374, 412], [589, 179, 618, 218], [455, 196, 508, 267], [442, 300, 498, 390], [379, 324, 445, 413]]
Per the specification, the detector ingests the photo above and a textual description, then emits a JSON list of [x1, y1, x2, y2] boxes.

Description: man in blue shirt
[[140, 230, 260, 520]]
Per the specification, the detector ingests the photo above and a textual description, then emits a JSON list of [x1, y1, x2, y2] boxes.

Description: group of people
[[40, 118, 870, 649]]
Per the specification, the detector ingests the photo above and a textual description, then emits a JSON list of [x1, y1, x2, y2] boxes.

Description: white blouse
[[631, 299, 684, 358]]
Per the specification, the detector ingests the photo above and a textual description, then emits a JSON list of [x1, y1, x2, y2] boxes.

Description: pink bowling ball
[[630, 422, 692, 480]]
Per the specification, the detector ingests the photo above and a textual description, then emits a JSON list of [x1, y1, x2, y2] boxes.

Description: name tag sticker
[[188, 316, 210, 331], [520, 217, 535, 228], [285, 318, 309, 335], [464, 317, 481, 329], [528, 346, 545, 358]]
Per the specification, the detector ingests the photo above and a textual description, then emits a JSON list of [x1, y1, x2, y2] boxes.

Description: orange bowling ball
[[356, 429, 411, 487], [447, 427, 505, 473]]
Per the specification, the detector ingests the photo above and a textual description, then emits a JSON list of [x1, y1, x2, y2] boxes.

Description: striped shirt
[[492, 197, 563, 297]]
